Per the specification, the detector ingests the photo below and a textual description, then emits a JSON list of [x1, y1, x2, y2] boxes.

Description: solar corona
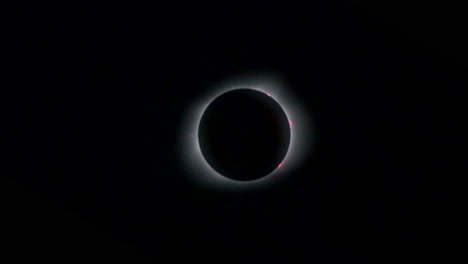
[[178, 72, 314, 191]]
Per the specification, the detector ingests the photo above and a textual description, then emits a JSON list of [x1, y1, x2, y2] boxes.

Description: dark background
[[0, 0, 465, 262]]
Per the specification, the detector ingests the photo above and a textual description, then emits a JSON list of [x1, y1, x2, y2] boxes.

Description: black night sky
[[0, 1, 465, 262]]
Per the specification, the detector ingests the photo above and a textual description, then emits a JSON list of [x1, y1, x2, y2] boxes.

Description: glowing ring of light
[[177, 71, 315, 192]]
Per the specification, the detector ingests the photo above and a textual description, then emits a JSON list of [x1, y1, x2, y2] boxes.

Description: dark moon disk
[[198, 89, 291, 181]]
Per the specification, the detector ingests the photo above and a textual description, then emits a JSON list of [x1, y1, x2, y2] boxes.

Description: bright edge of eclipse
[[178, 72, 315, 192]]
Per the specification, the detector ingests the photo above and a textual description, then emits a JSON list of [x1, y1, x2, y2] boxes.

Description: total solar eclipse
[[178, 73, 314, 191], [198, 88, 291, 181]]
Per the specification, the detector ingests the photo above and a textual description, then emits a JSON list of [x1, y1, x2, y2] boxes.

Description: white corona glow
[[177, 71, 315, 192]]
